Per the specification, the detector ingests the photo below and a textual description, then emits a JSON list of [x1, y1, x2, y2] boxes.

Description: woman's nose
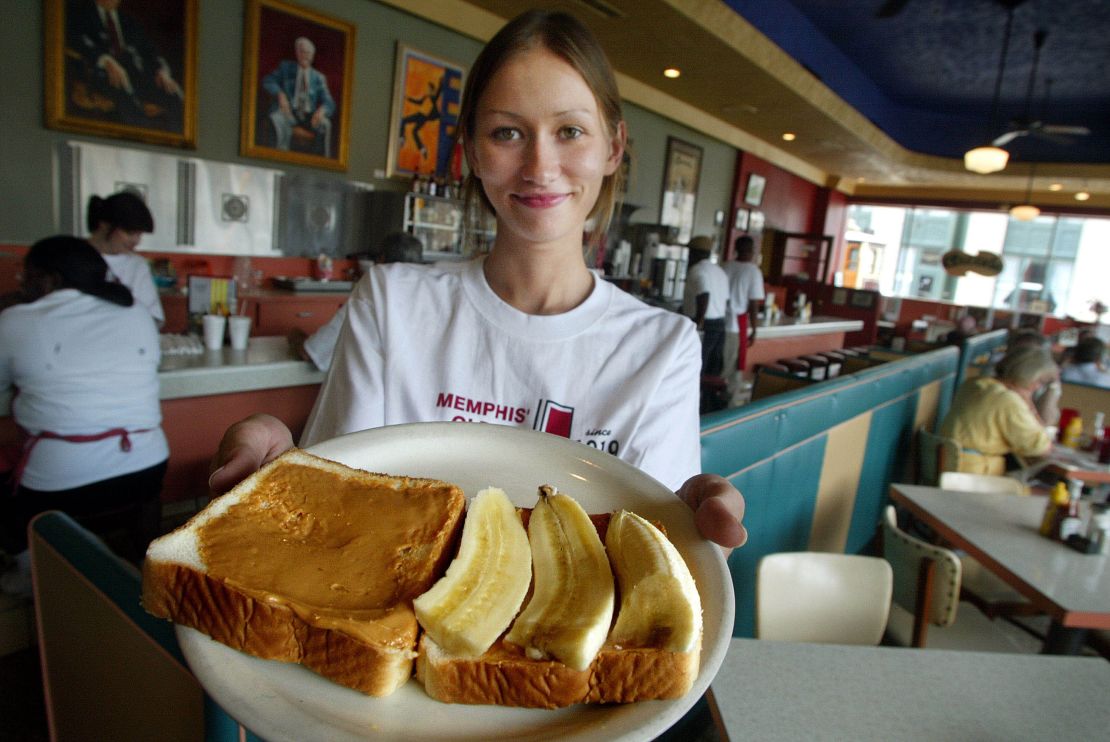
[[522, 137, 558, 184]]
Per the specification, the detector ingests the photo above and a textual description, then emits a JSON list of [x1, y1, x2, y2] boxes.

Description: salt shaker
[[1087, 502, 1110, 556]]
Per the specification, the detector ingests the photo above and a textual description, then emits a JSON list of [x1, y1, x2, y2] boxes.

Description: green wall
[[0, 1, 735, 247]]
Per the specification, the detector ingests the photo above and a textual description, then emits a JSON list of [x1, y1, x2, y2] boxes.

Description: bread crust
[[416, 634, 701, 708], [141, 449, 465, 697]]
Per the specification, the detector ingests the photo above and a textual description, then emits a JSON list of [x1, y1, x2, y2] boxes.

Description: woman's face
[[467, 46, 623, 250], [106, 227, 143, 253]]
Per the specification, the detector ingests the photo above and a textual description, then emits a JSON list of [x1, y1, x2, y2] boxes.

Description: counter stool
[[799, 355, 831, 380], [817, 351, 846, 378], [780, 358, 811, 378]]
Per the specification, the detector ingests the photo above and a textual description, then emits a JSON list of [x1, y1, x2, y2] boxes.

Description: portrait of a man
[[46, 0, 197, 147], [262, 36, 336, 157], [240, 0, 354, 171]]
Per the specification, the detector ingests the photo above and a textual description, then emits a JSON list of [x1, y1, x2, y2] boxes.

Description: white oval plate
[[177, 422, 734, 742]]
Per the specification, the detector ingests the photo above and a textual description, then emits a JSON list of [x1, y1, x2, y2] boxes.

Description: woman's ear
[[603, 120, 627, 176]]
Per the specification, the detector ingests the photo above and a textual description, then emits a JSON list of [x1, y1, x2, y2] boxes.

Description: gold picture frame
[[44, 0, 198, 148], [386, 44, 468, 180], [240, 0, 355, 171]]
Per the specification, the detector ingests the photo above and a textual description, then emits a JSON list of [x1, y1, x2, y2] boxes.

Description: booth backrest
[[700, 346, 958, 637], [955, 328, 1008, 390]]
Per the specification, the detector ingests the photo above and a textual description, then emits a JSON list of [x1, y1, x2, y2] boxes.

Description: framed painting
[[240, 0, 355, 171], [744, 172, 767, 207], [44, 0, 198, 148], [387, 44, 467, 180], [659, 137, 703, 244]]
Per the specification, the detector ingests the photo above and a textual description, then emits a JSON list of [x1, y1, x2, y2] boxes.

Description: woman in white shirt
[[209, 10, 746, 549], [86, 191, 165, 327], [0, 236, 168, 565]]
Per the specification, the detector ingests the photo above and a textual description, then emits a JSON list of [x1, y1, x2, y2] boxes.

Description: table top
[[756, 315, 863, 339], [1034, 445, 1110, 485], [712, 638, 1110, 741], [890, 483, 1110, 628]]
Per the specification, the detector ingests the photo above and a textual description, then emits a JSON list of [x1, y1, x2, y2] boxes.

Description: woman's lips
[[511, 192, 569, 208]]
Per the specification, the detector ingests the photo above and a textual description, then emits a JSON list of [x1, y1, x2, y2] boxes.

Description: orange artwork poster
[[388, 45, 466, 180]]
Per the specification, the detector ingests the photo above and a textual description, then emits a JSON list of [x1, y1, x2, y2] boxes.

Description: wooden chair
[[881, 506, 1041, 651], [936, 472, 1040, 619], [917, 428, 960, 486], [29, 511, 259, 741], [756, 552, 892, 645]]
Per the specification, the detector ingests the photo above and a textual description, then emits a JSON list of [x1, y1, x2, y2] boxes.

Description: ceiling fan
[[992, 47, 1092, 147]]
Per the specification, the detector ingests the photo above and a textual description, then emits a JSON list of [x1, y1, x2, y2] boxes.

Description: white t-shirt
[[1061, 362, 1110, 388], [0, 289, 168, 490], [721, 260, 766, 332], [103, 252, 165, 325], [301, 258, 702, 491], [682, 260, 729, 321]]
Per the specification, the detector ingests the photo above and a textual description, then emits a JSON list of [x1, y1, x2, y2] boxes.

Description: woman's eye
[[561, 126, 584, 140], [491, 127, 520, 141]]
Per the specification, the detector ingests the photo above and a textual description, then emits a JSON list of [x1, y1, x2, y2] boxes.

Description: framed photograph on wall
[[240, 0, 355, 171], [387, 44, 467, 180], [44, 0, 198, 148], [744, 172, 767, 206], [659, 137, 703, 244], [734, 207, 750, 231]]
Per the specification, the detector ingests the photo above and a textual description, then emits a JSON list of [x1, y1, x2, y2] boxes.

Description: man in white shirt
[[682, 238, 730, 377], [721, 235, 765, 375]]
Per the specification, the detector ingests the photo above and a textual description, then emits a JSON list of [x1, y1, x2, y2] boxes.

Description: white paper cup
[[228, 315, 252, 350], [202, 314, 227, 350]]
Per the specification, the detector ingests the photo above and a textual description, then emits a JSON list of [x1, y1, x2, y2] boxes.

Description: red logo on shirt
[[534, 400, 574, 438]]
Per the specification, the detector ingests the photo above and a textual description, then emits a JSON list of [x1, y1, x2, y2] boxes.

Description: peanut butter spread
[[198, 463, 462, 650]]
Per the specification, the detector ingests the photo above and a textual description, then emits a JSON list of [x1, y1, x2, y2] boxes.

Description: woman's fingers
[[678, 474, 748, 549], [208, 414, 295, 494]]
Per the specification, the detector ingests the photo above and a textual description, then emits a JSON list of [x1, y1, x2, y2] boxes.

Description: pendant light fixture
[[1009, 163, 1040, 220], [964, 3, 1020, 174]]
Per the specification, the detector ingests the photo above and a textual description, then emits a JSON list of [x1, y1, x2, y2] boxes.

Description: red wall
[[723, 152, 846, 265]]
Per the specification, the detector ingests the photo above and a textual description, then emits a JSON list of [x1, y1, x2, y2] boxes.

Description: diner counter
[[158, 336, 325, 400], [755, 315, 863, 339], [0, 337, 323, 417]]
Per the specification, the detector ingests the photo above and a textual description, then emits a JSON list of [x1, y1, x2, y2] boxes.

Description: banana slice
[[413, 487, 531, 657], [606, 509, 702, 653], [505, 486, 615, 671]]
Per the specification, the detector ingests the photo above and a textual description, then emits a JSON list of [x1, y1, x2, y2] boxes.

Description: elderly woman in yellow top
[[939, 344, 1061, 475]]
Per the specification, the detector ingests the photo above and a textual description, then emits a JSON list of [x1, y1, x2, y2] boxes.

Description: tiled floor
[[0, 646, 48, 741]]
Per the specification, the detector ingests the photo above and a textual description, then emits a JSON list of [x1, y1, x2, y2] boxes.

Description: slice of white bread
[[141, 448, 466, 696], [415, 510, 702, 708]]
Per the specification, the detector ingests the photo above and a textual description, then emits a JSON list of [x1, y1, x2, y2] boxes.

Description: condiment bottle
[[1088, 412, 1106, 452], [1057, 480, 1084, 541], [1040, 482, 1070, 537], [1061, 414, 1084, 449]]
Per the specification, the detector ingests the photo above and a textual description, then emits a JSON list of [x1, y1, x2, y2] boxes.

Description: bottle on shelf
[[1087, 411, 1106, 452]]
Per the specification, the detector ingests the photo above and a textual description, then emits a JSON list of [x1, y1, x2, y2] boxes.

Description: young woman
[[0, 236, 168, 568], [86, 191, 164, 327], [209, 10, 746, 548]]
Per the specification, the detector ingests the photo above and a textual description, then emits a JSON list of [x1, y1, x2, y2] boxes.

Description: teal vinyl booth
[[954, 328, 1009, 390], [700, 346, 959, 637]]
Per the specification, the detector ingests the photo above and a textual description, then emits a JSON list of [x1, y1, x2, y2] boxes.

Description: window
[[844, 205, 1110, 322]]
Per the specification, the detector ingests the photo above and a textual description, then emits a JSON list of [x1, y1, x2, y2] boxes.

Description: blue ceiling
[[724, 0, 1110, 165]]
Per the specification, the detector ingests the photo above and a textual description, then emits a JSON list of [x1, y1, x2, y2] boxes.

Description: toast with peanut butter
[[141, 448, 466, 696]]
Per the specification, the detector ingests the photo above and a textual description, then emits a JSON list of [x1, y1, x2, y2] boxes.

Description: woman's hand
[[208, 414, 295, 494], [677, 474, 747, 550]]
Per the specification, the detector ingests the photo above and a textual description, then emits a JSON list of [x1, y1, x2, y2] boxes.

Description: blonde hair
[[456, 10, 624, 253]]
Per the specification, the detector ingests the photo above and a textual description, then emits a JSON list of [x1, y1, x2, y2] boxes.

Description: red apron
[[11, 427, 151, 493], [737, 313, 750, 371]]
